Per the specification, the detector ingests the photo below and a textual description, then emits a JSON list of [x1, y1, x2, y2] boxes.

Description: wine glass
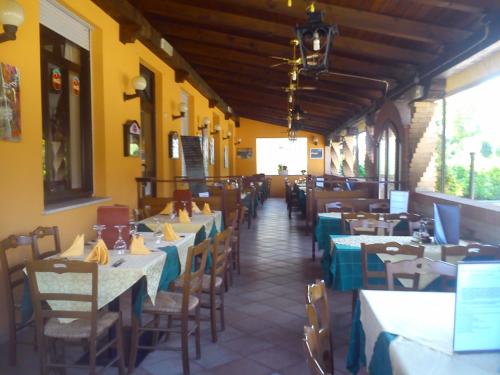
[[153, 217, 164, 244], [129, 220, 138, 238], [92, 224, 106, 241], [113, 225, 127, 254]]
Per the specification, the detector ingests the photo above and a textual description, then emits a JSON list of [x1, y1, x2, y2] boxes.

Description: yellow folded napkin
[[130, 235, 151, 255], [85, 239, 109, 265], [164, 223, 181, 241], [179, 209, 191, 223], [61, 234, 85, 257], [160, 202, 174, 215], [192, 201, 201, 213], [202, 203, 212, 215]]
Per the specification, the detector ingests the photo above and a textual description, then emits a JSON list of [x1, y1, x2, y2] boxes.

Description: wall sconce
[[172, 102, 187, 120], [312, 136, 319, 146], [198, 117, 210, 130], [123, 75, 147, 101], [234, 138, 242, 145], [223, 131, 232, 140], [211, 123, 221, 135], [0, 0, 24, 43]]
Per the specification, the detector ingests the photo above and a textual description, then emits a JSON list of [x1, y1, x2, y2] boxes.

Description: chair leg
[[8, 321, 16, 366], [152, 315, 160, 345], [39, 334, 48, 375], [195, 306, 201, 359], [89, 337, 97, 375], [311, 235, 316, 262], [210, 291, 217, 343], [181, 316, 190, 375], [116, 317, 126, 375], [219, 290, 225, 331], [236, 239, 241, 274], [128, 317, 139, 374]]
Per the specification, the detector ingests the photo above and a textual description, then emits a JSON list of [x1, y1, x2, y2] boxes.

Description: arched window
[[377, 124, 400, 198]]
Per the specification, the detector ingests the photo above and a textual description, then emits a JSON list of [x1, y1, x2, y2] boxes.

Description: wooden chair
[[30, 226, 61, 260], [350, 219, 394, 236], [441, 244, 500, 261], [201, 227, 233, 342], [229, 206, 243, 276], [384, 213, 421, 236], [26, 259, 125, 375], [0, 234, 36, 366], [174, 189, 193, 216], [305, 280, 333, 374], [361, 242, 424, 290], [129, 240, 210, 375], [368, 202, 389, 213], [303, 325, 331, 375], [325, 201, 353, 213], [386, 257, 457, 291], [341, 212, 379, 234]]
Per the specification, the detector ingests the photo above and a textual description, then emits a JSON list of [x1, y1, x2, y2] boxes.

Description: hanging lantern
[[295, 6, 337, 75]]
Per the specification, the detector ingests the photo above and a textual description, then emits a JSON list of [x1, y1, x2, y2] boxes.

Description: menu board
[[454, 261, 500, 352], [389, 190, 409, 213]]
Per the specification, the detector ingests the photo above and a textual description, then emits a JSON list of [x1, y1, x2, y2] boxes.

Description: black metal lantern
[[295, 9, 337, 74]]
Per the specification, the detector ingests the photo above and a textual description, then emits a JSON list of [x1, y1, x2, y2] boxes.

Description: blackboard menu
[[181, 136, 207, 194]]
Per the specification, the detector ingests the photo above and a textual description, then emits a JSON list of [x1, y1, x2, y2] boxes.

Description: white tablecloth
[[360, 290, 500, 375], [142, 211, 223, 235], [140, 232, 195, 273]]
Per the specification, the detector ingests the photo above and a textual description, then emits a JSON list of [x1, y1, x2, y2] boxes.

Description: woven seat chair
[[350, 219, 394, 236], [30, 226, 61, 260], [27, 259, 125, 375], [441, 244, 500, 262], [341, 212, 379, 234], [129, 240, 210, 375]]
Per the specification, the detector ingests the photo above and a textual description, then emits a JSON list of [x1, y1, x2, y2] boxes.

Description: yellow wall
[[0, 0, 233, 340], [234, 117, 325, 197], [446, 50, 500, 94], [234, 117, 325, 176]]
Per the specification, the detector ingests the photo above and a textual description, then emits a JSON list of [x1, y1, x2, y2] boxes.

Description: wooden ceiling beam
[[154, 19, 434, 65], [408, 0, 499, 13], [138, 0, 471, 45], [167, 37, 408, 81], [237, 111, 333, 134]]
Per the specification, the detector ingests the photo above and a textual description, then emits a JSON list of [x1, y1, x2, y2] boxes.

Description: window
[[256, 137, 307, 175], [180, 90, 189, 177], [356, 132, 366, 177], [377, 126, 399, 198], [40, 7, 92, 205], [435, 75, 500, 200]]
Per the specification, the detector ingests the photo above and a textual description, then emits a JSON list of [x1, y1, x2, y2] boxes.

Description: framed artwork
[[123, 120, 141, 157], [236, 147, 253, 159], [0, 63, 21, 142], [168, 131, 179, 159], [224, 146, 229, 168], [209, 136, 215, 165], [310, 147, 324, 159]]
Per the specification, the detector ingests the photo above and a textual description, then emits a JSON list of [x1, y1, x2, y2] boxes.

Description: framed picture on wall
[[236, 147, 253, 159], [224, 146, 229, 168], [123, 120, 141, 157], [209, 136, 215, 165], [310, 147, 324, 159]]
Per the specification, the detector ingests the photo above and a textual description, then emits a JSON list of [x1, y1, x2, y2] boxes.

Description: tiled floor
[[0, 198, 364, 375]]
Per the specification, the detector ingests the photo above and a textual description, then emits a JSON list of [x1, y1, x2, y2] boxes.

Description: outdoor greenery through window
[[256, 137, 308, 175], [435, 75, 500, 201]]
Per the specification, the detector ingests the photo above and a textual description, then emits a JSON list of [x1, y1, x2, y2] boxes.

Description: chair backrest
[[30, 226, 61, 260], [173, 189, 193, 216], [361, 242, 424, 290], [324, 201, 353, 213], [386, 257, 457, 291], [0, 235, 35, 327], [441, 244, 500, 261], [182, 240, 210, 311], [341, 212, 379, 233], [27, 260, 98, 333], [305, 280, 332, 374], [368, 202, 389, 213], [211, 228, 233, 282], [350, 219, 394, 236], [97, 205, 131, 249], [303, 325, 329, 375]]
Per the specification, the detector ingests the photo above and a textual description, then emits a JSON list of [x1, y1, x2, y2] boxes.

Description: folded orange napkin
[[130, 235, 151, 255], [178, 209, 191, 223], [164, 223, 181, 241], [160, 202, 174, 215], [202, 203, 212, 215], [85, 239, 109, 265], [192, 201, 201, 213], [61, 234, 85, 257]]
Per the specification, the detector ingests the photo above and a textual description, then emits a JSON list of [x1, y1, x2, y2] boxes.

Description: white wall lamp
[[172, 102, 188, 120], [211, 123, 221, 135], [198, 116, 210, 130], [123, 75, 147, 101], [234, 137, 242, 145], [0, 0, 24, 43], [222, 131, 232, 140]]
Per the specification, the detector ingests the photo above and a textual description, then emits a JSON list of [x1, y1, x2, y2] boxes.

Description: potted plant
[[278, 164, 288, 175]]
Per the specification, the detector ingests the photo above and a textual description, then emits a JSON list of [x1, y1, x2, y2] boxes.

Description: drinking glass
[[129, 220, 138, 238], [153, 217, 164, 244], [92, 224, 106, 241], [113, 225, 127, 254]]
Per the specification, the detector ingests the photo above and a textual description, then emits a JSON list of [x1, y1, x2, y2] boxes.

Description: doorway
[[140, 65, 156, 195]]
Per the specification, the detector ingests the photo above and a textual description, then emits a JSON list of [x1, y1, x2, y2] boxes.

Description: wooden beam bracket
[[175, 69, 190, 83], [208, 98, 218, 108], [119, 21, 141, 44]]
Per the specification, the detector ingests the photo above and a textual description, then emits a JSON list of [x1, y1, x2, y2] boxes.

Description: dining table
[[347, 290, 500, 375], [322, 235, 468, 290]]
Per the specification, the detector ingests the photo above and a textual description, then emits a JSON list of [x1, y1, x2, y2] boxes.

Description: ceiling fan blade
[[269, 56, 289, 61], [296, 86, 317, 90], [270, 62, 286, 68]]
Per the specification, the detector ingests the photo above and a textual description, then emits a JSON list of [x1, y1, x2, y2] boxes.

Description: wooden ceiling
[[129, 0, 500, 134]]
